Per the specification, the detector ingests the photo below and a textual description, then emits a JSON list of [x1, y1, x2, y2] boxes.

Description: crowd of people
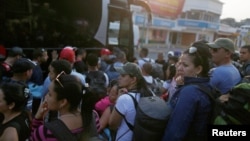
[[0, 37, 249, 141]]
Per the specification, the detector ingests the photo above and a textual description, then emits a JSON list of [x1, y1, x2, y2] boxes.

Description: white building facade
[[132, 0, 238, 48]]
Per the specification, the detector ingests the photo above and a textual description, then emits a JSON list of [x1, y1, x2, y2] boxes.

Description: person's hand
[[35, 100, 49, 120], [219, 94, 230, 103], [118, 88, 128, 96], [176, 76, 184, 85]]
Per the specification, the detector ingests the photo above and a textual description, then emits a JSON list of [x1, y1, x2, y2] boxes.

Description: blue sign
[[178, 19, 219, 30], [207, 23, 219, 30], [135, 15, 175, 28], [178, 19, 207, 28], [153, 18, 175, 28], [135, 15, 219, 30]]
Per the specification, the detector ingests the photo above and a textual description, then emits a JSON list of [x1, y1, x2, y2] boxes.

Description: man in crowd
[[239, 45, 250, 77], [207, 38, 242, 94]]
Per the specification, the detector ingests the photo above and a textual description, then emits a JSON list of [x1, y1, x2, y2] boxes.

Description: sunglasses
[[55, 71, 66, 88], [188, 46, 203, 64], [189, 47, 197, 54], [210, 48, 219, 52]]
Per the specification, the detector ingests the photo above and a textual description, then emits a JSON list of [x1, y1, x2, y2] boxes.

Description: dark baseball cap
[[207, 38, 235, 53], [8, 46, 25, 57], [116, 62, 143, 78], [12, 58, 35, 73]]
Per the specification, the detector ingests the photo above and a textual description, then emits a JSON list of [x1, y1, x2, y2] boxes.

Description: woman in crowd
[[161, 63, 177, 102], [0, 82, 31, 141], [31, 73, 98, 140], [162, 44, 212, 141], [98, 79, 119, 141], [109, 62, 153, 141]]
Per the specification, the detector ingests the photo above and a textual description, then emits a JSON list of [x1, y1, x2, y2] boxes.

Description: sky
[[220, 0, 250, 22]]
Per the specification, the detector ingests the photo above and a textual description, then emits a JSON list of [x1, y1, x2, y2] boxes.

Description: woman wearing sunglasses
[[162, 43, 212, 141], [109, 62, 153, 141], [31, 73, 98, 140]]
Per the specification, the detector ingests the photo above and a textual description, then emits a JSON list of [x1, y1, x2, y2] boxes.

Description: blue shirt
[[162, 77, 211, 141], [209, 64, 241, 94]]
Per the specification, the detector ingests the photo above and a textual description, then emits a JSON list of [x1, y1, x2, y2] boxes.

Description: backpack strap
[[142, 58, 151, 63], [122, 93, 138, 131], [45, 119, 77, 141], [194, 84, 222, 100]]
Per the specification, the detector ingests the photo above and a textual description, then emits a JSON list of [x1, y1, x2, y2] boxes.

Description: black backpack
[[214, 83, 250, 124], [142, 59, 164, 80], [146, 78, 163, 97], [85, 71, 107, 100], [125, 93, 171, 141], [194, 84, 222, 124], [196, 83, 250, 125], [85, 71, 106, 88]]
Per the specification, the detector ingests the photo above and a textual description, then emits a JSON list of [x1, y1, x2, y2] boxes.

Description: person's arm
[[31, 101, 57, 141], [109, 89, 128, 130], [99, 106, 112, 131], [109, 108, 123, 130], [0, 127, 19, 141]]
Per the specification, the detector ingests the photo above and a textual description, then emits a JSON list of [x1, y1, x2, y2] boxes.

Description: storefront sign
[[148, 0, 185, 19]]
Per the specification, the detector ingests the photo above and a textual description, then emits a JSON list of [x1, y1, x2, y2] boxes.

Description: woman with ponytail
[[31, 73, 100, 141]]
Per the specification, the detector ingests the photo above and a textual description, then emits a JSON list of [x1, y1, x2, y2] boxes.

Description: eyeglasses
[[55, 71, 65, 88]]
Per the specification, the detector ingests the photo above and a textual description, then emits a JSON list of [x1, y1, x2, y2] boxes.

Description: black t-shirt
[[0, 111, 31, 141]]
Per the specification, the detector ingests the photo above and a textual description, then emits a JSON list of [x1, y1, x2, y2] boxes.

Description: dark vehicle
[[0, 0, 151, 60]]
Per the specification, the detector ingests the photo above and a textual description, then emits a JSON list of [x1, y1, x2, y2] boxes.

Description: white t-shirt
[[138, 57, 155, 68], [115, 92, 140, 141]]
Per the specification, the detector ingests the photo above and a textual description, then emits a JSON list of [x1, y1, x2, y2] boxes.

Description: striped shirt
[[31, 118, 83, 141]]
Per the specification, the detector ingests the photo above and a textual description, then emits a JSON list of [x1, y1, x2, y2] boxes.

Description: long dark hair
[[183, 44, 211, 77], [0, 82, 29, 112], [53, 74, 97, 139], [134, 74, 153, 97]]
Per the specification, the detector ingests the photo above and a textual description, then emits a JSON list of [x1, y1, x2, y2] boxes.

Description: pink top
[[95, 96, 111, 116]]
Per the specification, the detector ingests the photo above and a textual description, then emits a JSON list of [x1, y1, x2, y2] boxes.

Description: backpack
[[194, 84, 222, 124], [147, 78, 163, 97], [105, 63, 120, 81], [196, 83, 250, 125], [142, 59, 164, 80], [125, 94, 171, 141], [214, 83, 250, 124], [85, 71, 106, 87], [85, 71, 107, 100]]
